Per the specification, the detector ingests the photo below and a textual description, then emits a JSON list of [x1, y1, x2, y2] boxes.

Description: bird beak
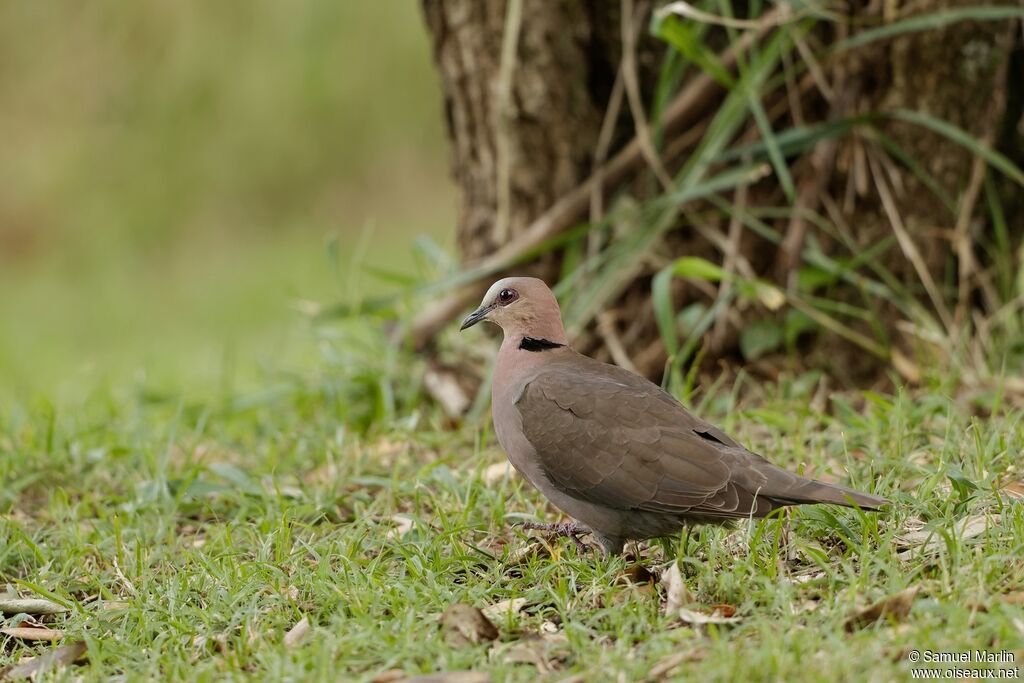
[[459, 304, 494, 331]]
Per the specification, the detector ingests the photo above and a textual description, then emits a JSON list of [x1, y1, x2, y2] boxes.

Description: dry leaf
[[480, 598, 529, 623], [646, 647, 707, 681], [793, 599, 822, 615], [482, 462, 519, 486], [897, 516, 989, 558], [1000, 480, 1024, 500], [439, 604, 498, 647], [493, 633, 569, 674], [190, 632, 230, 655], [424, 368, 471, 418], [707, 604, 737, 618], [890, 349, 920, 383], [539, 620, 559, 634], [676, 607, 742, 626], [844, 587, 918, 631], [0, 627, 65, 642], [618, 564, 655, 586], [0, 599, 68, 616], [96, 601, 130, 611], [403, 673, 490, 683], [283, 616, 310, 648], [386, 515, 416, 540], [370, 670, 407, 683], [660, 562, 694, 616], [787, 571, 826, 585], [0, 641, 86, 681]]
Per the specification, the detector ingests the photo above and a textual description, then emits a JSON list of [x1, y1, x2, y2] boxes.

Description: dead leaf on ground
[[95, 601, 130, 612], [0, 626, 65, 642], [539, 620, 559, 634], [386, 514, 416, 540], [707, 604, 737, 618], [403, 673, 491, 683], [897, 516, 989, 558], [891, 349, 921, 383], [370, 670, 408, 683], [676, 607, 742, 626], [492, 632, 569, 674], [283, 616, 310, 648], [645, 647, 708, 681], [844, 587, 919, 632], [0, 599, 68, 616], [1001, 592, 1024, 605], [610, 565, 656, 605], [480, 598, 529, 623], [191, 632, 229, 654], [660, 562, 694, 616], [999, 480, 1024, 500], [0, 641, 86, 681], [439, 604, 499, 647], [787, 570, 827, 586], [424, 367, 471, 418], [617, 564, 655, 587], [793, 598, 823, 615]]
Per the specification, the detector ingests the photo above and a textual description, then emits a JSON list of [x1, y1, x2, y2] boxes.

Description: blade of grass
[[833, 5, 1024, 53], [748, 93, 796, 201], [885, 108, 1024, 188]]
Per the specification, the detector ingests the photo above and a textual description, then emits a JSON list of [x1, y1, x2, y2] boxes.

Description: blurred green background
[[0, 2, 454, 399]]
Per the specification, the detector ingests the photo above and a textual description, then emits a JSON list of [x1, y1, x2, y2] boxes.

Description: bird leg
[[517, 521, 592, 552]]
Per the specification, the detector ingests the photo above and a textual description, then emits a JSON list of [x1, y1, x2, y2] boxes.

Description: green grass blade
[[748, 93, 796, 202], [834, 6, 1024, 53], [885, 108, 1024, 188]]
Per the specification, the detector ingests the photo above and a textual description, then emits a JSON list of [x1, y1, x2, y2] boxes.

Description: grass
[[2, 329, 1023, 680]]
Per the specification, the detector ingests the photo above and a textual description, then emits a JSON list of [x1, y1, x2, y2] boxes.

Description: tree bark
[[421, 0, 1021, 382]]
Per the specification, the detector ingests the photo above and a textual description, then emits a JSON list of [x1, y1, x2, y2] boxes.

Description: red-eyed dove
[[460, 276, 887, 555]]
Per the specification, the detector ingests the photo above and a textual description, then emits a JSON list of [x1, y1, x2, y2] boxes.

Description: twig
[[953, 154, 990, 325], [622, 0, 673, 190], [777, 85, 850, 283], [407, 7, 785, 348], [780, 50, 806, 127], [867, 151, 955, 333], [493, 0, 524, 244], [112, 556, 137, 597], [711, 179, 749, 351], [793, 32, 835, 103], [656, 0, 797, 29], [597, 311, 640, 373], [589, 69, 625, 229]]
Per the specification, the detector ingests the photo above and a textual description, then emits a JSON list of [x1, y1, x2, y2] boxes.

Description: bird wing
[[514, 356, 780, 518]]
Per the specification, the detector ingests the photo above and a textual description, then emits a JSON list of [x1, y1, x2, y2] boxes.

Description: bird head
[[459, 276, 567, 344]]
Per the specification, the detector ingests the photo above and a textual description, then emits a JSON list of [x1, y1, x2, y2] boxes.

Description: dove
[[460, 276, 887, 555]]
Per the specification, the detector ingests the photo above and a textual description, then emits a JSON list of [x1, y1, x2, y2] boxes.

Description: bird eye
[[497, 288, 518, 305]]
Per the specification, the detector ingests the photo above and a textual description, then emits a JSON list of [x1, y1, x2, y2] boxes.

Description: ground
[[2, 329, 1022, 681]]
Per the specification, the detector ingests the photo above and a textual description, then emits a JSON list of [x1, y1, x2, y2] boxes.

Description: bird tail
[[769, 478, 889, 511]]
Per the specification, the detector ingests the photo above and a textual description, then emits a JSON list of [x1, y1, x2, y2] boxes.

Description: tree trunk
[[420, 0, 1021, 383]]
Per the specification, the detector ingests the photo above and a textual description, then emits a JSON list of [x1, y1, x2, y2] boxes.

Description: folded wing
[[515, 356, 885, 518]]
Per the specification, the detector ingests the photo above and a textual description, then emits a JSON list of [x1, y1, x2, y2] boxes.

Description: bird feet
[[517, 521, 592, 552]]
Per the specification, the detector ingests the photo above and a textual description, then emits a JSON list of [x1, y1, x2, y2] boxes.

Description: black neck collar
[[519, 337, 565, 352]]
